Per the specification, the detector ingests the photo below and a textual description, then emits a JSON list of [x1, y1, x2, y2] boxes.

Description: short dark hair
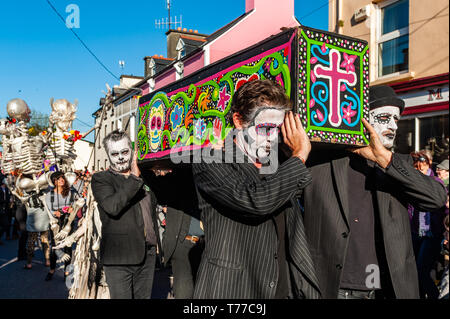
[[102, 130, 131, 152], [229, 79, 292, 125]]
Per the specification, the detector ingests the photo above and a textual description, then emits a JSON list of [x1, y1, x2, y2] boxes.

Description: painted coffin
[[298, 27, 370, 146], [137, 26, 369, 165]]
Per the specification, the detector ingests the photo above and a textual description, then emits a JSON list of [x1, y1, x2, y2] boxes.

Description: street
[[0, 238, 172, 299]]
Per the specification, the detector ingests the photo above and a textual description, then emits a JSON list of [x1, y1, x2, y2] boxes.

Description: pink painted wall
[[141, 83, 150, 96], [209, 0, 298, 64], [184, 51, 205, 77], [154, 70, 177, 91]]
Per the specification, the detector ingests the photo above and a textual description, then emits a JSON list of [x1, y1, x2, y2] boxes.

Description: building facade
[[73, 139, 94, 171], [92, 0, 301, 170], [329, 0, 449, 162]]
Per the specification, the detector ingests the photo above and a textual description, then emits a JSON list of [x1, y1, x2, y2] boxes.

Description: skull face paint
[[369, 106, 400, 149], [106, 138, 132, 173], [236, 107, 286, 162], [149, 103, 164, 152]]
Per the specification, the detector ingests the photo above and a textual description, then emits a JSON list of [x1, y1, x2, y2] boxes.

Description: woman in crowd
[[44, 171, 80, 281], [409, 150, 448, 299]]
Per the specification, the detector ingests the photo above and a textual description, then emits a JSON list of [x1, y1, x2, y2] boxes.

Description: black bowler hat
[[369, 85, 405, 114], [50, 171, 65, 183]]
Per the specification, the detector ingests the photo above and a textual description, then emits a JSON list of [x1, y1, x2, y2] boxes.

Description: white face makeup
[[236, 107, 286, 162], [369, 106, 400, 149], [106, 138, 132, 173]]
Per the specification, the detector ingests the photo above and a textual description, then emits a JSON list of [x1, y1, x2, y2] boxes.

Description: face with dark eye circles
[[369, 106, 400, 149], [106, 137, 132, 172]]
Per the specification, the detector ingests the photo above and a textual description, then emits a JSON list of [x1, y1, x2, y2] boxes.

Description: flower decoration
[[63, 130, 82, 142], [217, 86, 231, 112], [340, 53, 357, 73], [194, 118, 206, 139], [6, 116, 16, 124], [170, 104, 183, 130], [342, 103, 356, 123]]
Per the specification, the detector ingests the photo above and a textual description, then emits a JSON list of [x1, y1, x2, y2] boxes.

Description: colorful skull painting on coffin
[[148, 101, 165, 152]]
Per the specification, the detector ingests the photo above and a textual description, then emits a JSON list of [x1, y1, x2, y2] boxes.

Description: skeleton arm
[[11, 190, 31, 204], [54, 197, 86, 242], [53, 220, 86, 249], [40, 194, 60, 237], [81, 122, 100, 139]]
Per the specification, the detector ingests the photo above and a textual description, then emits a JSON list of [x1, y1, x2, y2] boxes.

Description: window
[[97, 130, 101, 149], [395, 114, 449, 163], [378, 0, 409, 77], [419, 114, 449, 158]]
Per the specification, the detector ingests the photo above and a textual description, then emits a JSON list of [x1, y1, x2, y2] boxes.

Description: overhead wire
[[45, 0, 120, 82]]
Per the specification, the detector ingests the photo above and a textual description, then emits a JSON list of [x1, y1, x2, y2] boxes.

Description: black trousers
[[412, 233, 442, 299], [171, 239, 204, 299], [0, 213, 8, 240], [103, 246, 157, 299]]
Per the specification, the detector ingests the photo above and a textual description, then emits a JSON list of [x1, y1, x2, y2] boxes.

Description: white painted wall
[[73, 139, 94, 171]]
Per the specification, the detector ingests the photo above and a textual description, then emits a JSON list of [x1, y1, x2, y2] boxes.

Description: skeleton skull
[[49, 98, 78, 132], [6, 98, 31, 123]]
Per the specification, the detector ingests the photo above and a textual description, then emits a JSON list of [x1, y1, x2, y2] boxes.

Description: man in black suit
[[155, 168, 204, 299], [91, 130, 159, 299], [192, 80, 320, 299], [165, 207, 204, 298], [302, 85, 447, 299]]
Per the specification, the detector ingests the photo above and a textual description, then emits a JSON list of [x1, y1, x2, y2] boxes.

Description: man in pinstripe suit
[[192, 80, 320, 299], [302, 85, 447, 299]]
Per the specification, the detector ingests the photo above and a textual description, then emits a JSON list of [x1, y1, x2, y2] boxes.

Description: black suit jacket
[[192, 148, 320, 299], [144, 167, 200, 267], [162, 207, 192, 266], [92, 170, 158, 266], [302, 152, 447, 299]]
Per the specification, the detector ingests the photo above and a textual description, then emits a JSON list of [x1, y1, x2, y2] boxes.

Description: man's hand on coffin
[[281, 112, 311, 163], [131, 146, 141, 177]]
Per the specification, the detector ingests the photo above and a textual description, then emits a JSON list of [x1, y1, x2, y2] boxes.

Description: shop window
[[419, 114, 449, 163], [378, 0, 409, 77]]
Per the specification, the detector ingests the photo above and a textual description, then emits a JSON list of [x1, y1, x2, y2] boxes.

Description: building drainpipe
[[336, 0, 343, 34], [414, 117, 420, 151]]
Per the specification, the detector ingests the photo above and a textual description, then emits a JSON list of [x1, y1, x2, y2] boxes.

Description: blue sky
[[0, 0, 329, 143]]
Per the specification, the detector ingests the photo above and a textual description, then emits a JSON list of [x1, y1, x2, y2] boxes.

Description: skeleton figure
[[1, 99, 49, 199], [44, 98, 78, 171], [0, 94, 106, 298], [0, 119, 17, 174]]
